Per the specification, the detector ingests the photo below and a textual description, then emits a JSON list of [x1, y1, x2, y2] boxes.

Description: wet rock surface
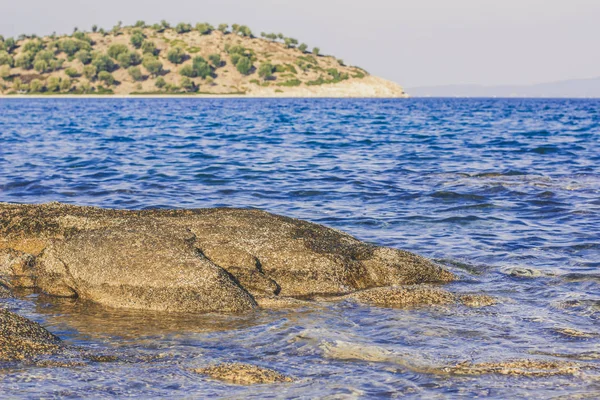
[[0, 202, 454, 313], [194, 363, 293, 385], [334, 285, 496, 309], [0, 309, 62, 361]]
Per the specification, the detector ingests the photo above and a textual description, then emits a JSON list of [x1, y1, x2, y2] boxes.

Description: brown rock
[[0, 284, 11, 299], [446, 359, 582, 377], [458, 294, 497, 308], [1, 202, 454, 313], [337, 286, 497, 309], [0, 309, 62, 361], [35, 221, 257, 313], [194, 363, 293, 385], [0, 248, 36, 288], [341, 285, 456, 308]]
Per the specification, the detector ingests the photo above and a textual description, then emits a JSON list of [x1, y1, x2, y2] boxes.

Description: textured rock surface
[[0, 202, 454, 313], [0, 309, 62, 361], [336, 286, 496, 309], [445, 360, 582, 377], [194, 363, 293, 385], [0, 284, 11, 299], [35, 222, 257, 313]]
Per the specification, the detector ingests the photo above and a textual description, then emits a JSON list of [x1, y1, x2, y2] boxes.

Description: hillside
[[0, 22, 406, 97]]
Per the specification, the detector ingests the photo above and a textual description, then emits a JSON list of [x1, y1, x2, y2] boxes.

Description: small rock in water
[[0, 309, 62, 362], [337, 286, 497, 309], [341, 285, 456, 308], [194, 363, 293, 385], [505, 267, 545, 278], [553, 327, 596, 338], [458, 294, 497, 308], [446, 359, 583, 377]]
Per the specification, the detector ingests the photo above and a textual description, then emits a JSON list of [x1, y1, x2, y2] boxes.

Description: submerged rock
[[445, 359, 583, 377], [322, 341, 586, 378], [194, 363, 293, 385], [0, 309, 62, 361], [336, 285, 496, 309], [0, 202, 454, 313]]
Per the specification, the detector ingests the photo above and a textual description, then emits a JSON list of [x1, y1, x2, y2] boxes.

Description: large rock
[[0, 309, 62, 361], [0, 203, 454, 313], [35, 221, 257, 313]]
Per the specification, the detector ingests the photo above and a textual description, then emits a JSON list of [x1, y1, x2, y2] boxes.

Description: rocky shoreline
[[0, 202, 457, 360], [2, 203, 594, 386]]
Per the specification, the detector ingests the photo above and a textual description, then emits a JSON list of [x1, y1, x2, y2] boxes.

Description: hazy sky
[[1, 0, 598, 87]]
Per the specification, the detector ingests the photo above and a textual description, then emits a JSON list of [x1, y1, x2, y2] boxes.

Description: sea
[[0, 98, 599, 398]]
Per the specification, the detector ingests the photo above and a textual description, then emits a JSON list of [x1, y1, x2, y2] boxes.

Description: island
[[0, 21, 407, 97]]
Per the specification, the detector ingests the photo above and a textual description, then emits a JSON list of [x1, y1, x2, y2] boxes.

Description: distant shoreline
[[0, 94, 409, 99]]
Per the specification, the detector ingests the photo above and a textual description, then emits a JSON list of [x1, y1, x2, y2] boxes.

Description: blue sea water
[[0, 98, 599, 398]]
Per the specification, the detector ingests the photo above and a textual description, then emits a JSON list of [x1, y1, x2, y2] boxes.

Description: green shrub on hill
[[218, 24, 229, 33], [181, 77, 196, 92], [34, 60, 49, 73], [237, 25, 253, 37], [277, 79, 301, 87], [59, 39, 90, 56], [284, 38, 298, 48], [117, 50, 141, 68], [72, 31, 92, 43], [258, 62, 274, 80], [143, 55, 163, 77], [4, 38, 15, 53], [179, 64, 195, 77], [209, 53, 221, 67], [92, 54, 115, 72], [0, 51, 13, 67], [298, 43, 307, 53], [175, 23, 192, 34], [0, 65, 11, 79], [312, 47, 320, 56], [15, 52, 35, 70], [22, 39, 43, 54], [235, 56, 252, 75], [128, 66, 143, 81], [167, 47, 186, 64], [60, 77, 72, 91], [107, 44, 129, 60], [46, 76, 60, 92], [131, 33, 145, 49], [196, 23, 213, 35], [98, 70, 115, 85], [141, 41, 158, 55], [29, 79, 43, 92], [34, 50, 54, 63], [76, 49, 92, 64], [192, 56, 211, 78], [83, 64, 97, 79], [155, 76, 166, 89], [65, 67, 79, 77]]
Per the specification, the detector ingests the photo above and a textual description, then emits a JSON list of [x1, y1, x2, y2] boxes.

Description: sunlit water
[[1, 98, 599, 398]]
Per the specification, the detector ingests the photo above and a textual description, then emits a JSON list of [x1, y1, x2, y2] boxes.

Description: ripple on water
[[1, 98, 600, 398]]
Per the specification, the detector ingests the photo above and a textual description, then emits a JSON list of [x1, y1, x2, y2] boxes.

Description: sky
[[0, 0, 598, 87]]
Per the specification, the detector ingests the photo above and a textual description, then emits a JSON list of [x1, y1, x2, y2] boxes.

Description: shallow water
[[1, 98, 599, 398]]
